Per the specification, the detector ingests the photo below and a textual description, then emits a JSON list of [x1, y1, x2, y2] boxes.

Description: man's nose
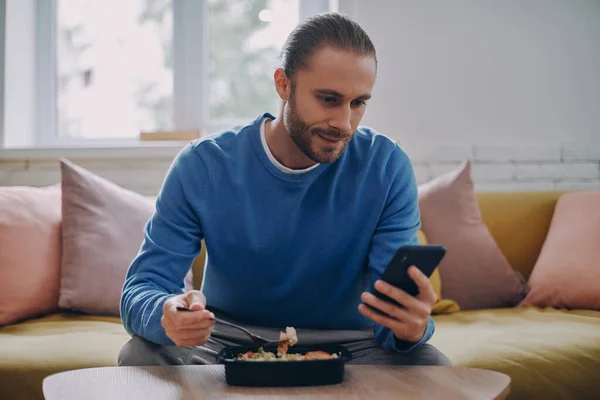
[[328, 105, 352, 134]]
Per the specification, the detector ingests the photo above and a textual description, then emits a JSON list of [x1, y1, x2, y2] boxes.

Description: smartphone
[[371, 244, 446, 308]]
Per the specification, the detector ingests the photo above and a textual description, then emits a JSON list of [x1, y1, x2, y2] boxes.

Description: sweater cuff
[[388, 315, 435, 353]]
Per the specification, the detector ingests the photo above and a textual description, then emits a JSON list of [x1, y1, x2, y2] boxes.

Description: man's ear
[[274, 68, 292, 102]]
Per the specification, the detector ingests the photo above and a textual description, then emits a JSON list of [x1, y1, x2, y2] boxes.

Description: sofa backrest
[[476, 191, 565, 280], [191, 245, 206, 290]]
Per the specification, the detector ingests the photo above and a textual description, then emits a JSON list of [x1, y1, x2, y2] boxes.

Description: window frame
[[27, 0, 334, 148]]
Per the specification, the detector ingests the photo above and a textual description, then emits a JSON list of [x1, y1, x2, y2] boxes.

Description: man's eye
[[351, 100, 366, 107], [320, 96, 337, 104]]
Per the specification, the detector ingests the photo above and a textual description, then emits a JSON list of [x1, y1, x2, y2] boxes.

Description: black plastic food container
[[216, 344, 352, 387]]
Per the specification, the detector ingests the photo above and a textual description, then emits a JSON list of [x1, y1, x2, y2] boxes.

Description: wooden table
[[43, 365, 510, 400]]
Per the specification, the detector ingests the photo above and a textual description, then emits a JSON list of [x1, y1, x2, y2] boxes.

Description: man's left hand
[[358, 266, 437, 343]]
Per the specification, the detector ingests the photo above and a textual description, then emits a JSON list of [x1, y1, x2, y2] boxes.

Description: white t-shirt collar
[[260, 117, 320, 175]]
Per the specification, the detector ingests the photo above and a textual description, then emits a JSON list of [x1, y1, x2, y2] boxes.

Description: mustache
[[312, 128, 351, 140]]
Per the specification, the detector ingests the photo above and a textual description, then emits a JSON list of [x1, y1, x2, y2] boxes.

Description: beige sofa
[[1, 190, 599, 400]]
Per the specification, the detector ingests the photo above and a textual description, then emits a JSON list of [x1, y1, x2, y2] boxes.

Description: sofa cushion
[[431, 308, 600, 400], [418, 161, 529, 310], [0, 313, 129, 400], [520, 190, 600, 310], [58, 159, 193, 316], [475, 191, 566, 281], [0, 185, 62, 326]]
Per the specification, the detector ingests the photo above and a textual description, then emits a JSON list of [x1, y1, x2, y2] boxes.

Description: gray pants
[[119, 309, 451, 367]]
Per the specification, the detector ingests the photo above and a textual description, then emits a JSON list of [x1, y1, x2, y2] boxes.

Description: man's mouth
[[316, 132, 345, 143]]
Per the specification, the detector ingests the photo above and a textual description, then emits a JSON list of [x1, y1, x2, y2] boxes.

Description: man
[[119, 12, 450, 366]]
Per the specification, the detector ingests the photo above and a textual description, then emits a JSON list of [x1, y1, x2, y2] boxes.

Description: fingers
[[165, 327, 212, 347], [164, 294, 215, 327], [185, 290, 207, 311], [358, 303, 426, 343], [357, 304, 413, 338], [172, 309, 215, 327], [161, 314, 214, 347], [166, 317, 216, 331], [161, 316, 213, 338], [360, 292, 412, 322], [161, 320, 212, 347], [374, 280, 431, 318], [359, 272, 435, 344], [407, 266, 438, 305], [162, 292, 215, 347]]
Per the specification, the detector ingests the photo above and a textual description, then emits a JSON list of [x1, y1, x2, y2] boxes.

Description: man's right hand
[[161, 290, 215, 347]]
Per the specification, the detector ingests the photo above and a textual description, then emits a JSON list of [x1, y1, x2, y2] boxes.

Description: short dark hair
[[280, 12, 377, 78]]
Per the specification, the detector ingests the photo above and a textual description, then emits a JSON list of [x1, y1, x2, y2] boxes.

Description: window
[[208, 0, 299, 121], [2, 0, 335, 147], [56, 0, 175, 139]]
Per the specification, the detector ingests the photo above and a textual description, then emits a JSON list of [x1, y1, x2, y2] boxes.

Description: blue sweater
[[120, 113, 434, 351]]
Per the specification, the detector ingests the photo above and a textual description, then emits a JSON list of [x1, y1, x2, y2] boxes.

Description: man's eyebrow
[[314, 89, 371, 100]]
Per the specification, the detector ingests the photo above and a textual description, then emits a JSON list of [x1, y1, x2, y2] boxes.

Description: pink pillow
[[520, 191, 600, 310], [0, 185, 62, 325], [58, 159, 193, 316], [418, 161, 529, 310]]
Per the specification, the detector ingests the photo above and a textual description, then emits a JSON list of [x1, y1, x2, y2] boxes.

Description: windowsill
[[0, 141, 189, 160]]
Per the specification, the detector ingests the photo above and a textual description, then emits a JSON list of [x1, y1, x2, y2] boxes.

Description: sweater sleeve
[[366, 144, 435, 352], [120, 143, 206, 345]]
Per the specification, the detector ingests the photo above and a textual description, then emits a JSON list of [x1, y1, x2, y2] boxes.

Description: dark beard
[[283, 90, 350, 164]]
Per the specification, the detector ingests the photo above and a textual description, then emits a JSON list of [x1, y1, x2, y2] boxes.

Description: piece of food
[[304, 351, 337, 360], [277, 326, 298, 356], [278, 331, 290, 356], [285, 326, 298, 345]]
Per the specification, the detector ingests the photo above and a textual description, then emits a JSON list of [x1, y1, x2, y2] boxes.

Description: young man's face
[[283, 46, 377, 164]]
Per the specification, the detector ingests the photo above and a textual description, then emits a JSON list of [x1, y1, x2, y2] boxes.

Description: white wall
[[338, 0, 600, 190], [0, 156, 173, 196], [0, 146, 182, 195], [341, 0, 600, 146]]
